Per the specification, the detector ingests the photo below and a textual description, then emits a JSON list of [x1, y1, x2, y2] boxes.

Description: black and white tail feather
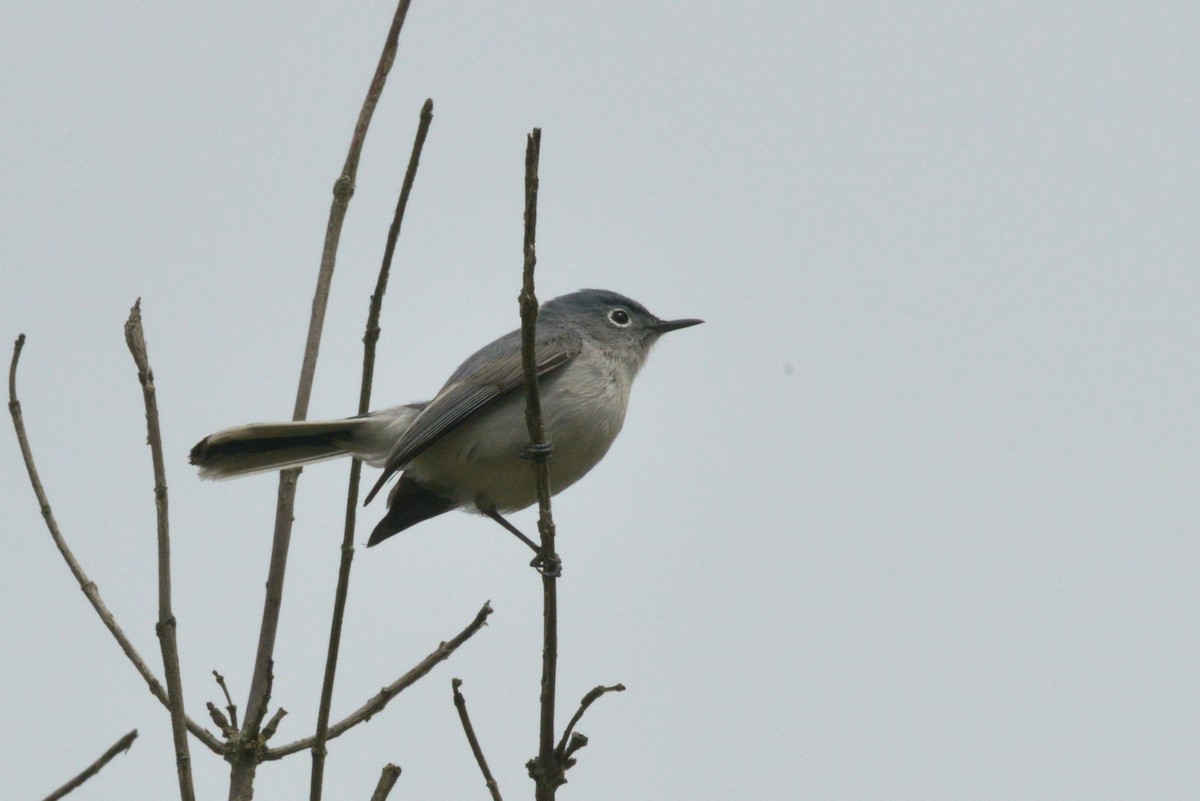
[[189, 405, 423, 480]]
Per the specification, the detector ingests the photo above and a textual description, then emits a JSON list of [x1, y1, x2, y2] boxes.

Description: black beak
[[650, 318, 704, 334]]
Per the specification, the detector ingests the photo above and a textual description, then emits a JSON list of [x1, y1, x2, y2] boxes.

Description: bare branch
[[208, 702, 237, 739], [369, 764, 402, 801], [555, 684, 625, 760], [233, 4, 416, 798], [516, 128, 566, 801], [266, 602, 493, 760], [561, 732, 587, 762], [452, 678, 504, 801], [519, 129, 549, 479], [262, 708, 289, 742], [124, 300, 196, 801], [295, 0, 417, 426], [7, 335, 224, 756], [40, 729, 138, 801], [311, 97, 435, 801], [213, 670, 239, 730], [224, 661, 286, 788], [247, 659, 277, 738], [360, 96, 434, 396]]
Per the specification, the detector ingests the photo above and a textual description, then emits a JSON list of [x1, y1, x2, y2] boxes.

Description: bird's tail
[[189, 404, 421, 479]]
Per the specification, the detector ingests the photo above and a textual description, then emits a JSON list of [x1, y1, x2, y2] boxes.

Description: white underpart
[[404, 338, 643, 513]]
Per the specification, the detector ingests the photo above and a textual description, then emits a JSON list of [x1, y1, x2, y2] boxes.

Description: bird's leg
[[483, 508, 539, 552], [514, 441, 561, 575], [482, 507, 562, 577], [531, 549, 562, 578]]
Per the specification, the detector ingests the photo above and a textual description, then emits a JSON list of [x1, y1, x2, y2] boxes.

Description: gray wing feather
[[364, 329, 579, 504]]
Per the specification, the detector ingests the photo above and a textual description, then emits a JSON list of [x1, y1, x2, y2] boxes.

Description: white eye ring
[[608, 308, 632, 327]]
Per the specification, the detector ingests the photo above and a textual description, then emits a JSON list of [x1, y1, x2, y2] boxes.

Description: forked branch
[[8, 335, 224, 756], [555, 684, 626, 765], [234, 2, 417, 797], [516, 127, 567, 801], [516, 129, 625, 798]]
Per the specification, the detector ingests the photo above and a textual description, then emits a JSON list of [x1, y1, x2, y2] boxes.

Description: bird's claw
[[530, 551, 562, 578], [521, 442, 553, 461]]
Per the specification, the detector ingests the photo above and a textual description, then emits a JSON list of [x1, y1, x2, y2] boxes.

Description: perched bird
[[190, 289, 702, 560]]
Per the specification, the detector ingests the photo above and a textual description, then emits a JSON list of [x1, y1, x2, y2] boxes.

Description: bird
[[189, 289, 702, 564]]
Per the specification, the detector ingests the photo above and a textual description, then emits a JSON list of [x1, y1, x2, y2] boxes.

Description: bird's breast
[[406, 356, 632, 513]]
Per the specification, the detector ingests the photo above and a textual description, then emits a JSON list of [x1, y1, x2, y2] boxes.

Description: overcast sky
[[3, 2, 1198, 800]]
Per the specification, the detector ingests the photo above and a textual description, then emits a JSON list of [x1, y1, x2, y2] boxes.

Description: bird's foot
[[530, 551, 562, 578], [484, 507, 559, 575], [520, 442, 553, 461]]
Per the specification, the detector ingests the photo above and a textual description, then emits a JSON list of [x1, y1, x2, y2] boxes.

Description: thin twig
[[214, 670, 239, 730], [267, 602, 493, 760], [360, 97, 434, 411], [516, 129, 564, 801], [369, 764, 402, 801], [247, 659, 276, 740], [452, 679, 504, 801], [224, 661, 285, 780], [208, 702, 237, 739], [262, 708, 289, 742], [554, 684, 625, 760], [40, 729, 138, 801], [311, 97, 434, 801], [233, 3, 415, 797], [561, 732, 587, 763], [124, 300, 196, 801], [7, 335, 224, 756]]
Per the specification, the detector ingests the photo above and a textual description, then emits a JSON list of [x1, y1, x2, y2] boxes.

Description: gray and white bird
[[189, 289, 702, 552]]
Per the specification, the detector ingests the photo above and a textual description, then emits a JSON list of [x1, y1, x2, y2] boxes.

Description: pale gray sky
[[3, 2, 1198, 800]]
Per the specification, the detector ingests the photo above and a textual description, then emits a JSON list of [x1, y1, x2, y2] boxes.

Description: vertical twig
[[232, 2, 415, 798], [7, 335, 225, 756], [124, 301, 196, 801], [310, 98, 434, 801], [214, 671, 240, 730], [40, 729, 138, 801], [368, 764, 402, 801], [451, 679, 504, 801], [516, 128, 564, 800]]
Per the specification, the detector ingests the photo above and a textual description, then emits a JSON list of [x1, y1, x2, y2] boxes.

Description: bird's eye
[[608, 308, 631, 327]]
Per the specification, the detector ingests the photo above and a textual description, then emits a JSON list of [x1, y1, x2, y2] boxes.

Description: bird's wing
[[364, 333, 579, 504]]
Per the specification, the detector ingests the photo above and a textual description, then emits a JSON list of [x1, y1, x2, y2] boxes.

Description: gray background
[[3, 2, 1197, 799]]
